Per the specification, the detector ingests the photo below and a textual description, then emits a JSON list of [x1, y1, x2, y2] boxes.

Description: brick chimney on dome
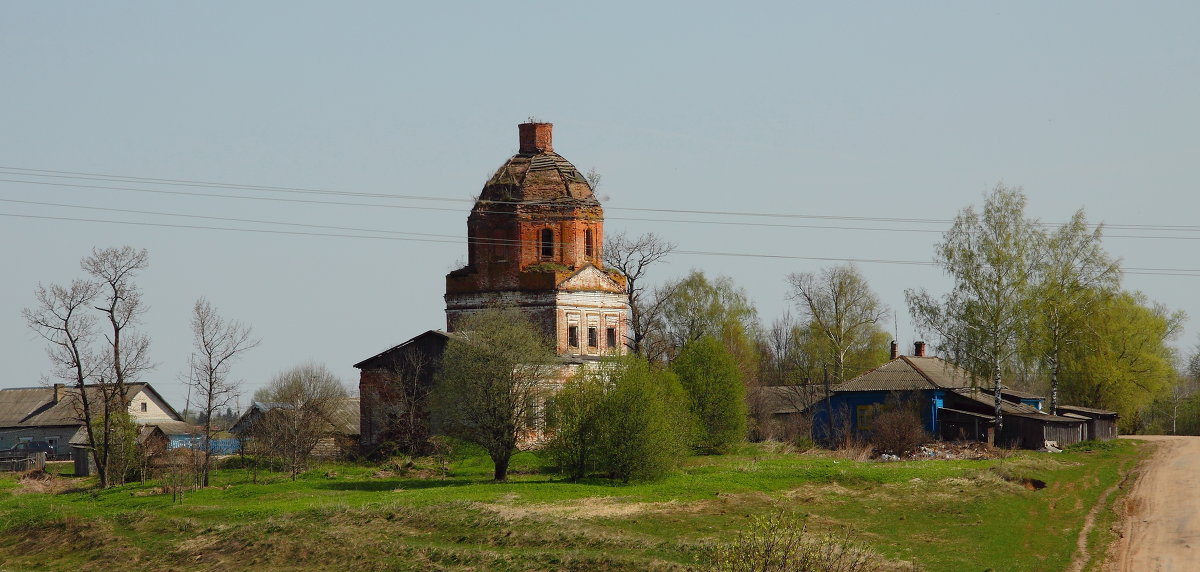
[[518, 122, 553, 153], [914, 341, 927, 357], [889, 340, 898, 360]]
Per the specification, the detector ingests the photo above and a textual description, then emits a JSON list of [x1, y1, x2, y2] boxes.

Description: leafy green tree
[[547, 356, 692, 482], [907, 184, 1042, 434], [658, 270, 761, 390], [1058, 291, 1183, 430], [659, 270, 758, 351], [671, 336, 747, 453], [787, 264, 890, 385], [1030, 210, 1120, 414], [545, 371, 607, 480], [596, 358, 691, 481], [430, 307, 558, 481]]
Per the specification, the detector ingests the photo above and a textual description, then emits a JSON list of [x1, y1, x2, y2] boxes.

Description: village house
[[356, 122, 630, 454], [810, 342, 1118, 450], [230, 398, 361, 459], [0, 383, 190, 458]]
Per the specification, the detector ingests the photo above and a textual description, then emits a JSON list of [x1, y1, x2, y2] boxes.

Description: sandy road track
[[1109, 435, 1200, 571]]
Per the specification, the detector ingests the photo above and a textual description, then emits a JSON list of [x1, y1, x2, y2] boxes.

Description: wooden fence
[[0, 452, 47, 472]]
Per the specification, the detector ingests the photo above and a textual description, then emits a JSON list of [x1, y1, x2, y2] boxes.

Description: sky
[[3, 2, 1199, 413]]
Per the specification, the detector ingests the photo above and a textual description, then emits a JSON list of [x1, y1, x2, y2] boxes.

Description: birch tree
[[1031, 210, 1120, 414], [906, 185, 1042, 437]]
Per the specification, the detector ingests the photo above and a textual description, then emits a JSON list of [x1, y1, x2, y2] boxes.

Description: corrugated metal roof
[[833, 356, 982, 392]]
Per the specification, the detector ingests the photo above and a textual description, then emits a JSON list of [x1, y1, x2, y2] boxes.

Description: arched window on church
[[584, 228, 594, 259], [540, 228, 554, 259]]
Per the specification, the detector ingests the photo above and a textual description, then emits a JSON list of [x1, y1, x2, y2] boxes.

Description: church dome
[[477, 122, 599, 205]]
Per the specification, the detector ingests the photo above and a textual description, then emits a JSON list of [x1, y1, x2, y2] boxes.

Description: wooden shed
[[1056, 405, 1119, 441]]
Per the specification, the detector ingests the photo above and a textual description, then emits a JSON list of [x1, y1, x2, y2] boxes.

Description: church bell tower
[[445, 122, 630, 357]]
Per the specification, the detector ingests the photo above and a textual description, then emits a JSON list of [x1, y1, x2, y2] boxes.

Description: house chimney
[[53, 383, 63, 404], [889, 340, 898, 360], [914, 341, 926, 357], [518, 121, 553, 154]]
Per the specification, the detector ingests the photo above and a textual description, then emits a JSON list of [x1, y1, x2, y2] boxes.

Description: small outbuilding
[[1056, 405, 1119, 441]]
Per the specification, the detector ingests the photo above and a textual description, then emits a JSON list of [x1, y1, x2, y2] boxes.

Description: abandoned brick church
[[355, 122, 631, 452]]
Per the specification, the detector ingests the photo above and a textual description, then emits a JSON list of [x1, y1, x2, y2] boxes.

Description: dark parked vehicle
[[4, 441, 56, 456]]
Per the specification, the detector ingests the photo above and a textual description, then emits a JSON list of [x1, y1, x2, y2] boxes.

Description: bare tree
[[251, 363, 348, 480], [787, 265, 889, 385], [24, 246, 153, 488], [602, 231, 676, 357], [23, 280, 103, 473], [362, 350, 438, 457], [189, 297, 259, 486], [83, 246, 152, 404], [81, 246, 153, 485]]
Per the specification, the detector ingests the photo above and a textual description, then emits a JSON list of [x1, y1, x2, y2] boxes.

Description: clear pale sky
[[3, 2, 1198, 412]]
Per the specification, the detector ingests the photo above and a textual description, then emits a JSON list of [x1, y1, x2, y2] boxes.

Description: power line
[[6, 176, 1200, 241], [13, 197, 1200, 273], [6, 165, 1200, 233], [4, 209, 1200, 277]]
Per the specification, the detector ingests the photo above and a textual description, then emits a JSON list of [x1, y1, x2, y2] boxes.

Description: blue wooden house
[[811, 344, 1096, 449]]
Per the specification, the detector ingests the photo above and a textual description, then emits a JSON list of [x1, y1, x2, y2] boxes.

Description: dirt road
[[1110, 435, 1200, 571]]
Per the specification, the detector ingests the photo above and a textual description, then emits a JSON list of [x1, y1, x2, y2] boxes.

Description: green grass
[[0, 440, 1148, 571]]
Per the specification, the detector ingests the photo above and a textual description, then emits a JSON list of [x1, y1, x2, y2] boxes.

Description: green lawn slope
[[0, 439, 1146, 571]]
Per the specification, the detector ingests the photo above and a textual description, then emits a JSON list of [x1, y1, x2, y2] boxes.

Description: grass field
[[0, 439, 1148, 571]]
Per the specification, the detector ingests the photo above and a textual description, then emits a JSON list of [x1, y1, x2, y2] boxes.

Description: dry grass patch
[[14, 469, 77, 495], [478, 496, 701, 521]]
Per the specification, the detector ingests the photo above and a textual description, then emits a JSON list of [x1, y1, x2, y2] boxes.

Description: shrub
[[711, 513, 890, 572], [868, 398, 928, 457], [546, 356, 692, 482], [671, 336, 747, 454]]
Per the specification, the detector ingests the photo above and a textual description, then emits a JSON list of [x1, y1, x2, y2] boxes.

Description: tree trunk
[[993, 359, 1004, 445], [492, 454, 510, 481], [1049, 349, 1059, 416]]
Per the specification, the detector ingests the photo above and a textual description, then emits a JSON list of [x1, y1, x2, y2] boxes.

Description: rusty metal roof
[[834, 356, 983, 392]]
